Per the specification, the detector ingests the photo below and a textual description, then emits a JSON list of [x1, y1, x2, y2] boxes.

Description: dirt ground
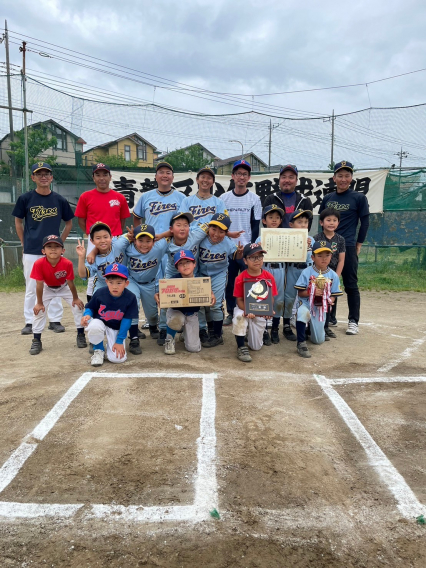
[[0, 291, 425, 567]]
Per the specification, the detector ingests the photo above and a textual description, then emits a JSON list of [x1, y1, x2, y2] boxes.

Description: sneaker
[[142, 321, 150, 329], [329, 317, 338, 326], [271, 328, 280, 344], [324, 335, 330, 341], [129, 338, 142, 355], [89, 343, 94, 355], [21, 323, 32, 335], [48, 322, 65, 333], [165, 337, 176, 355], [76, 334, 87, 348], [325, 327, 336, 339], [346, 320, 359, 335], [149, 326, 160, 340], [297, 341, 311, 358], [157, 329, 167, 346], [199, 329, 209, 344], [138, 328, 146, 339], [29, 338, 42, 355], [263, 330, 272, 346], [91, 349, 104, 366], [223, 314, 233, 326], [202, 335, 224, 348], [237, 346, 252, 362], [283, 325, 297, 341]]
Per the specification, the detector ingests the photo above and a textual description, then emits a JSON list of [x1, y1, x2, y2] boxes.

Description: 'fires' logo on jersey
[[188, 205, 216, 220], [199, 246, 227, 263], [129, 257, 158, 272], [30, 205, 58, 222], [98, 304, 124, 322], [149, 202, 178, 216]]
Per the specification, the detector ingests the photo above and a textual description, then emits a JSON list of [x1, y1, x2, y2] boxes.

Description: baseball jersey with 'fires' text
[[179, 194, 228, 226], [115, 235, 169, 283], [198, 236, 238, 277], [30, 256, 74, 286], [133, 189, 186, 233]]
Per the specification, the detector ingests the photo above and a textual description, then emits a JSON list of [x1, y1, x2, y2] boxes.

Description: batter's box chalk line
[[315, 374, 425, 519], [0, 372, 218, 522]]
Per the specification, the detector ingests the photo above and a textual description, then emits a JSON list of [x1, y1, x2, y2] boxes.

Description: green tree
[[94, 153, 139, 168], [7, 125, 58, 176], [327, 161, 335, 171], [164, 145, 211, 171]]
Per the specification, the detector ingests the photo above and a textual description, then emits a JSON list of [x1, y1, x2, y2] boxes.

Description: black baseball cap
[[289, 209, 313, 223], [208, 213, 231, 231], [243, 242, 267, 258], [197, 166, 215, 180], [31, 162, 53, 174], [42, 234, 63, 247], [92, 163, 111, 174], [170, 212, 194, 225], [279, 164, 298, 176], [89, 221, 112, 238], [312, 242, 332, 254], [263, 204, 284, 218], [334, 161, 354, 174], [156, 161, 174, 172], [135, 224, 155, 239]]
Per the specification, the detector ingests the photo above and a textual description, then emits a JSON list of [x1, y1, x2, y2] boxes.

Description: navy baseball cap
[[243, 242, 267, 258], [170, 211, 194, 225], [208, 213, 231, 231], [135, 224, 155, 240], [105, 263, 129, 279], [31, 162, 52, 174], [156, 161, 174, 172], [42, 234, 63, 247], [263, 204, 284, 218], [92, 163, 111, 174], [232, 159, 251, 173], [279, 164, 298, 176], [334, 161, 354, 174], [174, 249, 196, 265], [289, 209, 313, 223], [89, 221, 112, 238], [197, 167, 215, 180], [312, 242, 332, 254]]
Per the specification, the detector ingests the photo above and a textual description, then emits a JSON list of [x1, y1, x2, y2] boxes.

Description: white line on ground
[[0, 443, 37, 494], [87, 504, 197, 522], [329, 376, 426, 385], [0, 502, 83, 518], [314, 374, 424, 519], [93, 372, 217, 379], [378, 335, 426, 373]]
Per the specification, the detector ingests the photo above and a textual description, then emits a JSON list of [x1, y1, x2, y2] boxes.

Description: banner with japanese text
[[110, 169, 388, 214]]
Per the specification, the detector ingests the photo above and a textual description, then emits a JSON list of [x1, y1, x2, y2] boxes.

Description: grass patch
[[358, 262, 426, 292], [0, 266, 87, 293]]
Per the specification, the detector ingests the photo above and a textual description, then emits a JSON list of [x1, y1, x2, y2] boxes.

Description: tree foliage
[[94, 153, 139, 168], [163, 145, 211, 171], [7, 126, 58, 175]]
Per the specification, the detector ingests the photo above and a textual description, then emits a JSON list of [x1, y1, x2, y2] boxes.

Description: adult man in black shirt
[[263, 165, 313, 228], [319, 161, 370, 335]]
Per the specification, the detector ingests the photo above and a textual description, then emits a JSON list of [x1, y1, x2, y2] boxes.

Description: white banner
[[109, 169, 388, 214]]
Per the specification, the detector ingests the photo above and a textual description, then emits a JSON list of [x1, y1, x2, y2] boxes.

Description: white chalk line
[[378, 335, 426, 373], [329, 376, 426, 385], [0, 372, 218, 523], [314, 374, 424, 519]]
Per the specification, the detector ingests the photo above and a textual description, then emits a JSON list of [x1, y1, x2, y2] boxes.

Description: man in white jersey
[[220, 159, 262, 325]]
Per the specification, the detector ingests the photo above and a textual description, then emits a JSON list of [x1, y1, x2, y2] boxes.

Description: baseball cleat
[[237, 346, 252, 362], [21, 323, 33, 335], [165, 337, 176, 355], [138, 328, 147, 339], [223, 314, 233, 326], [325, 327, 336, 338], [129, 338, 142, 355], [91, 350, 105, 366], [297, 341, 311, 358], [283, 324, 297, 341], [329, 317, 338, 326], [29, 338, 42, 355], [149, 326, 160, 339], [76, 334, 87, 348], [199, 329, 209, 344], [271, 328, 280, 344], [346, 320, 359, 335], [48, 322, 65, 333], [157, 329, 167, 346], [263, 330, 272, 346], [202, 335, 224, 348]]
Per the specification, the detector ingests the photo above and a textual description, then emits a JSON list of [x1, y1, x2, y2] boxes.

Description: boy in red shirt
[[232, 243, 277, 362], [29, 235, 86, 355]]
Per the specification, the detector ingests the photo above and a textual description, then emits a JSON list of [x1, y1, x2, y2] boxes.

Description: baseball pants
[[199, 272, 226, 329], [32, 283, 84, 334], [296, 303, 325, 345], [264, 263, 284, 318], [225, 256, 246, 316], [232, 306, 266, 351], [284, 265, 302, 320], [166, 309, 201, 352], [86, 237, 95, 296], [86, 319, 128, 363], [341, 246, 360, 323], [23, 254, 63, 325], [127, 278, 157, 327]]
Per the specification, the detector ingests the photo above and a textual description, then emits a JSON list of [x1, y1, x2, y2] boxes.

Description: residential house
[[82, 133, 158, 167], [0, 119, 86, 167], [213, 153, 268, 175], [155, 143, 217, 166]]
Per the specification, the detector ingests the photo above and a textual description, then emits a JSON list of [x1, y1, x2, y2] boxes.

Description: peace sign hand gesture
[[76, 238, 86, 257]]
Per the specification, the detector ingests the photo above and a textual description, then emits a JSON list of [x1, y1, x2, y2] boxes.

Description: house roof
[[214, 152, 268, 168], [84, 132, 157, 154], [0, 119, 86, 145], [156, 142, 217, 161]]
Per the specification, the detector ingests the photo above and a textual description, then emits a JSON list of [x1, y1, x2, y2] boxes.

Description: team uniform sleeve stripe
[[331, 291, 344, 296], [132, 212, 142, 219], [294, 285, 306, 290]]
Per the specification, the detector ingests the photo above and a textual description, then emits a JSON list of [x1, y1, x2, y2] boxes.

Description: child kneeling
[[294, 243, 343, 358], [81, 263, 138, 366], [232, 243, 277, 363], [155, 250, 215, 355]]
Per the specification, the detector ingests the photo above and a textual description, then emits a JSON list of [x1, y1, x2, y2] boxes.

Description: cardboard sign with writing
[[159, 277, 211, 308], [243, 279, 274, 316], [260, 228, 308, 262]]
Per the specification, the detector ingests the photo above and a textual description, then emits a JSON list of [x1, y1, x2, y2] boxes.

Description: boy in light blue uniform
[[294, 242, 343, 358], [198, 213, 243, 348], [255, 204, 286, 346], [283, 210, 315, 341], [179, 167, 227, 226]]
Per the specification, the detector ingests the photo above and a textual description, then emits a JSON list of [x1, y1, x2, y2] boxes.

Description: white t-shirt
[[219, 189, 262, 246]]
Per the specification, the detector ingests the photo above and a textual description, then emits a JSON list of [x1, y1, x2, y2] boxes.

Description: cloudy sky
[[2, 0, 426, 169]]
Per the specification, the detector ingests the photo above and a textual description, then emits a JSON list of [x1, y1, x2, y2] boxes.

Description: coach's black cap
[[31, 162, 53, 174], [89, 221, 112, 238], [243, 242, 267, 258], [197, 166, 215, 180], [279, 164, 298, 176], [92, 163, 111, 174], [42, 234, 64, 247], [156, 161, 174, 172], [334, 160, 354, 174]]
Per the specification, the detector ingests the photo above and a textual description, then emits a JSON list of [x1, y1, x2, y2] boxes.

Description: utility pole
[[267, 120, 279, 172], [4, 20, 15, 177], [19, 41, 30, 192], [395, 146, 409, 191], [330, 109, 335, 169]]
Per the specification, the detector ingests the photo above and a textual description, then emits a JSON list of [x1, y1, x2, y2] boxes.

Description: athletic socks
[[77, 327, 85, 335], [283, 317, 291, 326], [93, 341, 105, 351], [166, 326, 177, 339], [296, 321, 306, 344], [86, 295, 92, 302], [235, 335, 245, 348], [129, 324, 139, 339], [213, 320, 223, 338], [272, 317, 280, 330], [33, 333, 41, 341]]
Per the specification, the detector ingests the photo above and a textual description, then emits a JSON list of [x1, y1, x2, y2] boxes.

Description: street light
[[229, 140, 244, 159]]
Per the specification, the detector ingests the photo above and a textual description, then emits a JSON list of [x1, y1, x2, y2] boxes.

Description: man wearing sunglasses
[[263, 165, 313, 228], [12, 162, 74, 335]]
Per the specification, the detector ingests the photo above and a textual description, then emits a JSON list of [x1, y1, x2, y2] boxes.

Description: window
[[124, 145, 131, 161], [52, 125, 67, 152], [137, 143, 147, 161]]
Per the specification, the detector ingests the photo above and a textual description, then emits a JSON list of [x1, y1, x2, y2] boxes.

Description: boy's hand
[[210, 292, 216, 306], [228, 230, 244, 240], [112, 343, 125, 359], [125, 224, 135, 242], [81, 315, 91, 327], [73, 298, 85, 310], [329, 296, 335, 305], [86, 250, 96, 265], [307, 237, 312, 247], [245, 313, 255, 319], [154, 293, 160, 306], [236, 241, 244, 258], [314, 288, 324, 297], [33, 303, 45, 316], [76, 238, 86, 257]]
